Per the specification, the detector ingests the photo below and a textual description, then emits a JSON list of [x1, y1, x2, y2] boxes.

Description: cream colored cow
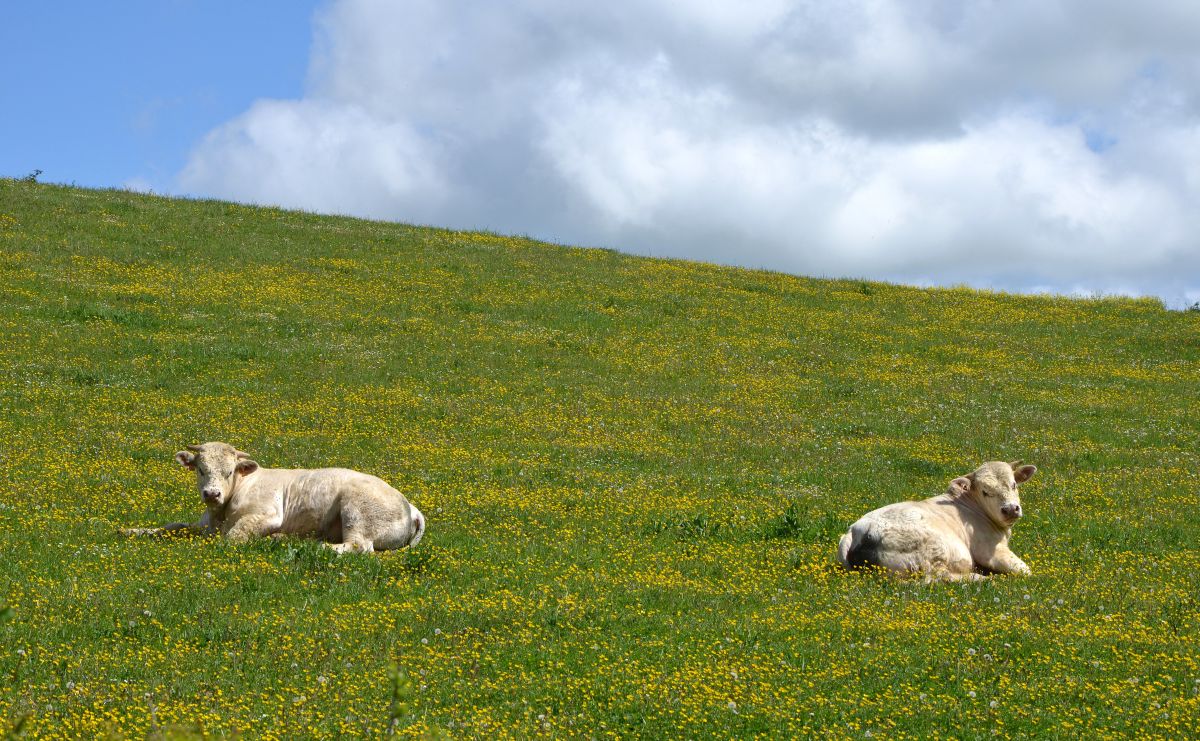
[[837, 461, 1036, 581], [124, 442, 425, 553]]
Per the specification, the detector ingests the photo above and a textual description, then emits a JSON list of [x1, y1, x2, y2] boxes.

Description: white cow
[[124, 442, 425, 553], [837, 461, 1036, 581]]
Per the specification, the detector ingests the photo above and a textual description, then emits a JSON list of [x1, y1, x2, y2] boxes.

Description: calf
[[837, 461, 1036, 581], [124, 442, 425, 553]]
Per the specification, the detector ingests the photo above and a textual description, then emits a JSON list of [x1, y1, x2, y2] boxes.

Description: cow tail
[[409, 506, 426, 547], [839, 523, 882, 569], [837, 529, 857, 567]]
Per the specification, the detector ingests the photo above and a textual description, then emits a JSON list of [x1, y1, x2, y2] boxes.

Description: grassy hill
[[1, 178, 1198, 738]]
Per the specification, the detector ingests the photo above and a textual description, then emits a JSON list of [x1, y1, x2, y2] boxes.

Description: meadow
[[1, 177, 1198, 738]]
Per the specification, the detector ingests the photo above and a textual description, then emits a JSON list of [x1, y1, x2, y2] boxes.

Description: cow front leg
[[978, 546, 1030, 576], [122, 521, 215, 537], [924, 570, 986, 583], [223, 516, 281, 543]]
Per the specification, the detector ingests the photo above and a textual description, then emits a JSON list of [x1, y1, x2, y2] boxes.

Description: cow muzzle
[[1000, 503, 1022, 520], [202, 489, 223, 504]]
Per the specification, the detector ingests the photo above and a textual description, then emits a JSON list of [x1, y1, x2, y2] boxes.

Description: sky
[[4, 1, 1200, 307]]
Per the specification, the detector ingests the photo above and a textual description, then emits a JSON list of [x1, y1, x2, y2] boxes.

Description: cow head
[[954, 460, 1036, 527], [174, 441, 259, 507]]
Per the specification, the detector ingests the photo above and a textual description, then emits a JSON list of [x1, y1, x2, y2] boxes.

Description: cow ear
[[948, 477, 972, 496], [1014, 464, 1037, 484], [235, 450, 251, 460], [175, 450, 196, 469], [235, 459, 259, 476]]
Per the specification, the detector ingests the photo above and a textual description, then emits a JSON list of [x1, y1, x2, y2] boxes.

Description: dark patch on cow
[[846, 530, 883, 569]]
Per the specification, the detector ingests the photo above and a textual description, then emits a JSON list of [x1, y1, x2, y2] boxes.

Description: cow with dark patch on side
[[838, 461, 1036, 582]]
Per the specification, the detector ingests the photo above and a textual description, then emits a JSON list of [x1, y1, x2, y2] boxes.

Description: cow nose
[[202, 490, 221, 502], [1001, 503, 1021, 518]]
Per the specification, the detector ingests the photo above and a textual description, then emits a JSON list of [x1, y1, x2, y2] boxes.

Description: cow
[[123, 442, 425, 553], [837, 461, 1036, 581]]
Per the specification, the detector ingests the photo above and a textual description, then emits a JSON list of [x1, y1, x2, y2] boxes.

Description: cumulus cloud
[[178, 0, 1200, 305], [183, 99, 447, 220]]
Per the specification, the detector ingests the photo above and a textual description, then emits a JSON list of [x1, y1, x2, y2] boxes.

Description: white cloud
[[180, 99, 447, 221], [177, 0, 1200, 306]]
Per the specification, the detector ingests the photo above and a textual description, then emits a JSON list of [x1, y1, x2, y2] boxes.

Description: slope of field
[[1, 178, 1198, 738]]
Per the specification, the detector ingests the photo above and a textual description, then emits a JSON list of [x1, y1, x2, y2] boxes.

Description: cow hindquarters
[[840, 517, 975, 579], [838, 520, 888, 570], [372, 505, 423, 550]]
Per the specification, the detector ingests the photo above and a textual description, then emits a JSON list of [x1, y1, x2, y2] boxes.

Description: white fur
[[837, 461, 1036, 582], [123, 442, 425, 553]]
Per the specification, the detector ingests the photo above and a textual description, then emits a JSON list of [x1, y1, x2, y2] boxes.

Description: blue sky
[[4, 1, 1200, 307], [1, 1, 320, 189]]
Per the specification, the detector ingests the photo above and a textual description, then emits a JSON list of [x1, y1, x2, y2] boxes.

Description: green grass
[[1, 178, 1198, 738]]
